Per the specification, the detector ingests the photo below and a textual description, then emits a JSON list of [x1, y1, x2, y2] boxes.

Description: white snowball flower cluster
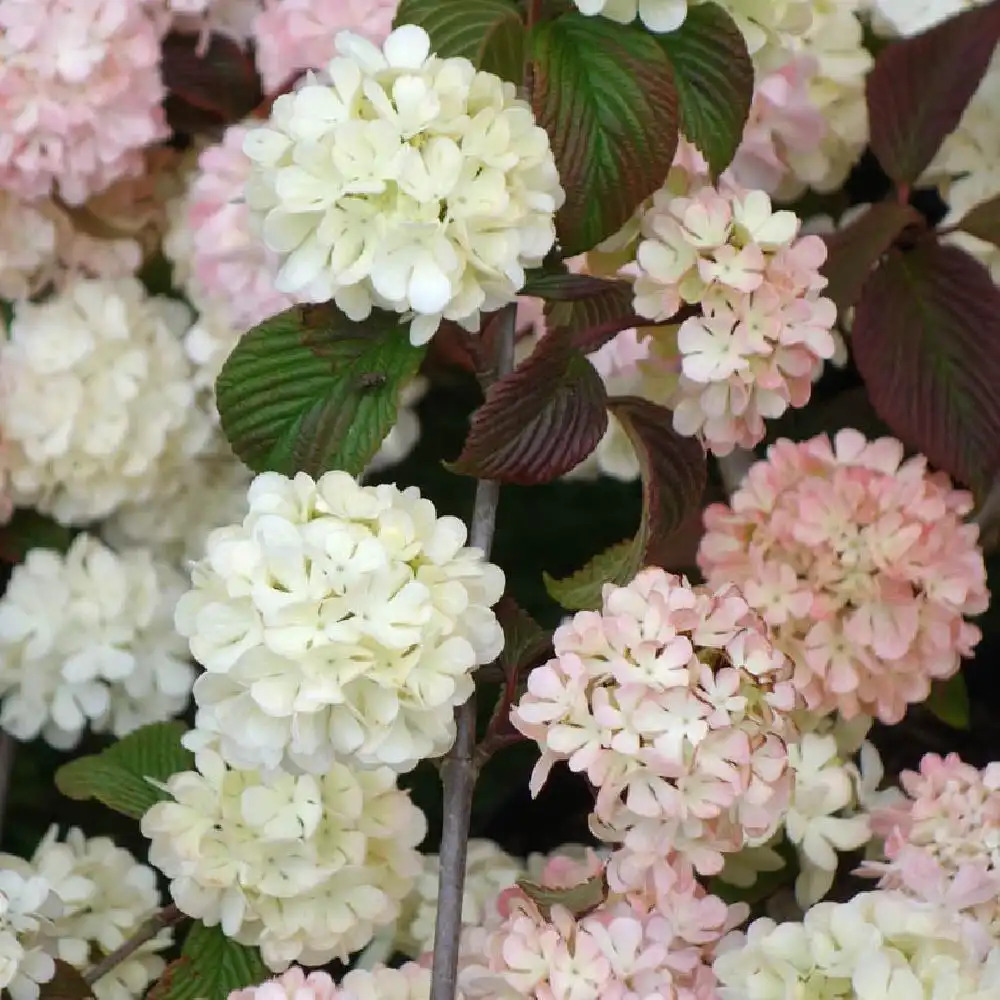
[[141, 747, 425, 970], [243, 25, 564, 346], [0, 534, 193, 749], [0, 276, 213, 525], [869, 0, 988, 36], [30, 827, 171, 1000], [714, 0, 814, 71], [0, 858, 60, 1000], [176, 470, 504, 774], [395, 840, 524, 958], [713, 890, 1000, 1000]]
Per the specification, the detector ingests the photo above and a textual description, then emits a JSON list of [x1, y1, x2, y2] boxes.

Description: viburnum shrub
[[5, 2, 1000, 1000]]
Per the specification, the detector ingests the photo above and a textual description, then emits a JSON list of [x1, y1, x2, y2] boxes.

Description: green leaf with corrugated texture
[[149, 922, 267, 1000], [657, 2, 753, 176], [530, 13, 679, 255], [55, 722, 193, 819], [216, 304, 426, 478]]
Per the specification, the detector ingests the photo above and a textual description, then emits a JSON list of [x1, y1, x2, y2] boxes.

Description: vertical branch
[[0, 732, 15, 846], [429, 305, 516, 1000]]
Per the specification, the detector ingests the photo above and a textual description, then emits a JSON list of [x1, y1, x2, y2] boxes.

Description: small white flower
[[0, 277, 213, 525], [572, 0, 689, 33], [176, 470, 504, 774], [30, 827, 171, 1000], [0, 534, 193, 749], [141, 749, 425, 970], [0, 858, 61, 1000], [244, 25, 563, 345]]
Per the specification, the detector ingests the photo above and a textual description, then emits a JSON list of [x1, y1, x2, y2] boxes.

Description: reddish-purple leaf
[[522, 269, 623, 301], [161, 32, 263, 130], [543, 279, 643, 354], [40, 962, 95, 1000], [852, 239, 1000, 490], [955, 192, 1000, 248], [820, 202, 922, 315], [531, 14, 678, 255], [610, 396, 707, 546], [545, 396, 706, 609], [867, 3, 1000, 184], [448, 330, 608, 484]]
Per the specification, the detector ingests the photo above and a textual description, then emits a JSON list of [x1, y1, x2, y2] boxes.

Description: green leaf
[[955, 192, 1000, 248], [521, 268, 616, 301], [55, 721, 193, 819], [820, 202, 921, 317], [0, 509, 74, 564], [852, 239, 1000, 490], [393, 0, 525, 85], [544, 537, 640, 611], [657, 2, 753, 176], [497, 597, 551, 680], [927, 673, 971, 730], [150, 922, 268, 1000], [545, 396, 707, 610], [448, 329, 608, 484], [867, 3, 1000, 184], [530, 13, 679, 255], [216, 304, 426, 478], [39, 961, 95, 1000], [517, 869, 608, 920]]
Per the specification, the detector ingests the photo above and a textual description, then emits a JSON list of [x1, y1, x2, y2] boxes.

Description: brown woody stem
[[84, 905, 184, 986], [428, 305, 516, 1000], [717, 449, 756, 495]]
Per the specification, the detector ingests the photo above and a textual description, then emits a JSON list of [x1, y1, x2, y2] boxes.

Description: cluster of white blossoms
[[141, 746, 425, 970], [0, 276, 213, 525], [0, 859, 59, 1000], [29, 827, 171, 1000], [713, 890, 1000, 1000], [243, 25, 564, 346], [176, 470, 504, 773], [0, 534, 193, 748]]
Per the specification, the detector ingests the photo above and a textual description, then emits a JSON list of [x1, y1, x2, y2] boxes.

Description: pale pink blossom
[[229, 967, 338, 1000], [699, 431, 988, 723], [252, 0, 396, 94], [860, 752, 1000, 933], [511, 567, 799, 875], [164, 122, 292, 332], [633, 171, 836, 455], [0, 0, 168, 204], [459, 848, 740, 1000]]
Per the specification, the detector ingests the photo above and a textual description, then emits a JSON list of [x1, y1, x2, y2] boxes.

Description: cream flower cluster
[[459, 848, 743, 1000], [395, 839, 524, 959], [512, 566, 799, 875], [713, 890, 1000, 1000], [0, 534, 193, 749], [243, 25, 563, 346], [142, 747, 425, 970], [30, 827, 171, 1000], [0, 0, 168, 205], [0, 859, 60, 1000], [861, 753, 1000, 933], [176, 470, 504, 774], [698, 431, 989, 723], [869, 0, 988, 35], [714, 0, 814, 71], [0, 276, 213, 525], [632, 171, 837, 454]]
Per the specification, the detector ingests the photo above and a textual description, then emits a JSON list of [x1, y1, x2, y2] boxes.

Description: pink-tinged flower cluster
[[0, 0, 169, 205], [860, 753, 1000, 933], [459, 848, 743, 1000], [511, 567, 799, 875], [230, 963, 434, 1000], [165, 123, 293, 333], [632, 172, 837, 455], [252, 0, 396, 94], [699, 431, 989, 723]]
